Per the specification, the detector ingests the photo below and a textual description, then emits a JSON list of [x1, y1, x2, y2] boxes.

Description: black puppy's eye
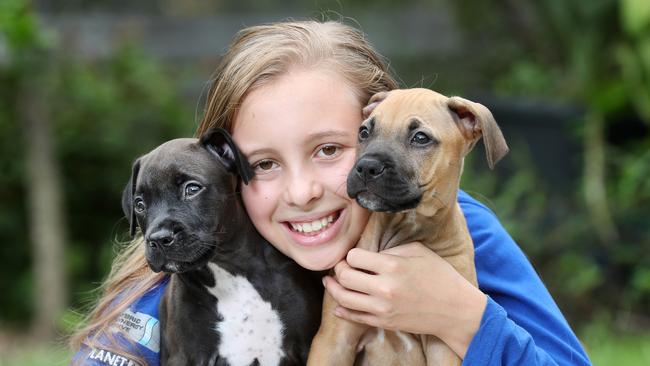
[[134, 198, 146, 213], [411, 132, 432, 145], [184, 182, 204, 199], [359, 126, 370, 141]]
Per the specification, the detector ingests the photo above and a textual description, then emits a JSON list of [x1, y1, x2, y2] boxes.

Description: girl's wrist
[[438, 281, 487, 359]]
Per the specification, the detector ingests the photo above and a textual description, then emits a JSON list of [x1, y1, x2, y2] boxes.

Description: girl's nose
[[283, 170, 324, 208]]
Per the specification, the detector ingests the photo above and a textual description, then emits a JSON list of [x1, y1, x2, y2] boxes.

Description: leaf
[[621, 0, 650, 36]]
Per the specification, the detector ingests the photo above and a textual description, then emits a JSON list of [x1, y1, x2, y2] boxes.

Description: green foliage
[[0, 0, 193, 324], [53, 44, 194, 309], [454, 0, 650, 326], [0, 0, 44, 54]]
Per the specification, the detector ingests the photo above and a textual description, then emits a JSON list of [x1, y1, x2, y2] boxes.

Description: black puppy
[[122, 128, 322, 365]]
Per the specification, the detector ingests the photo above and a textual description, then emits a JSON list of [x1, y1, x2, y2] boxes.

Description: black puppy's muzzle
[[143, 216, 218, 273], [146, 226, 180, 249]]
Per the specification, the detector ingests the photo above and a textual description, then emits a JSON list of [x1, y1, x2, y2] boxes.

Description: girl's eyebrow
[[245, 130, 351, 158], [305, 130, 352, 144], [243, 147, 277, 160]]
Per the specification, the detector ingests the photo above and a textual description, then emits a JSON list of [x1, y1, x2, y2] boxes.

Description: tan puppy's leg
[[422, 219, 476, 366], [307, 218, 384, 365], [307, 292, 368, 365], [423, 336, 461, 366], [359, 330, 426, 366]]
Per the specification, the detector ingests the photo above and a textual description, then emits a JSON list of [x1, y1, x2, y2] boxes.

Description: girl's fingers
[[333, 260, 377, 295], [323, 275, 383, 314], [344, 248, 404, 274], [382, 242, 429, 256], [333, 306, 382, 328]]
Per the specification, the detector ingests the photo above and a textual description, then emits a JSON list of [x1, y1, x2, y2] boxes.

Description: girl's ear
[[122, 158, 141, 237], [200, 127, 255, 184]]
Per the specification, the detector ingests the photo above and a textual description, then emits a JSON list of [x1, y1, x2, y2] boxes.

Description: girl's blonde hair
[[196, 19, 398, 135], [71, 19, 397, 365]]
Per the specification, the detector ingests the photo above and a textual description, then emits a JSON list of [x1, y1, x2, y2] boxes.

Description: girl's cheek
[[324, 152, 357, 193], [241, 180, 279, 218]]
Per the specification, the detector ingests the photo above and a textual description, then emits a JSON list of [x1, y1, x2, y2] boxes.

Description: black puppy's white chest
[[206, 263, 285, 366]]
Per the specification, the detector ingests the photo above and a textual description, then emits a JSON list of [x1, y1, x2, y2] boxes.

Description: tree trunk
[[21, 79, 68, 341], [583, 112, 619, 245]]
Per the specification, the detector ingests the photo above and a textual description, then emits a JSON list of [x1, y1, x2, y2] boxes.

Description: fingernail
[[322, 277, 327, 287]]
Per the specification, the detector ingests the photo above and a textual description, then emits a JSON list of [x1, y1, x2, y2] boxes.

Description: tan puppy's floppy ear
[[362, 91, 390, 119], [448, 96, 509, 169]]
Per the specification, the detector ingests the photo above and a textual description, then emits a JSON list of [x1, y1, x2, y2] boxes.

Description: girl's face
[[232, 67, 370, 271]]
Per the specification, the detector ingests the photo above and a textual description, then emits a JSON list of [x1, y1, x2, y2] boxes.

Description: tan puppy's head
[[347, 88, 509, 214]]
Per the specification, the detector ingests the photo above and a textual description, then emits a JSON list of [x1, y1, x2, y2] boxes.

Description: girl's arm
[[458, 190, 590, 365], [323, 191, 591, 365]]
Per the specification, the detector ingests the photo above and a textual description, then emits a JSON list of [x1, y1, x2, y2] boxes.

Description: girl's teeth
[[290, 214, 336, 234]]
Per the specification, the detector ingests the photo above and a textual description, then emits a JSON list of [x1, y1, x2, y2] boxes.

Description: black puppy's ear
[[121, 158, 141, 237], [200, 127, 255, 185]]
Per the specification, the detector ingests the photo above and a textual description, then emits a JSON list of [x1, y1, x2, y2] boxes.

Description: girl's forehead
[[231, 68, 363, 149]]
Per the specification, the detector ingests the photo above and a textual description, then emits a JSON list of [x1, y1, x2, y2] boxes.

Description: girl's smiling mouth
[[282, 210, 345, 246]]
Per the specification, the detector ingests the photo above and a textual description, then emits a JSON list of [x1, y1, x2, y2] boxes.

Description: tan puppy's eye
[[358, 126, 370, 141], [411, 132, 433, 146]]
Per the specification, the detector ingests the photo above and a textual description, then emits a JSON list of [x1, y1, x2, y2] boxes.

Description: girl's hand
[[322, 242, 487, 358]]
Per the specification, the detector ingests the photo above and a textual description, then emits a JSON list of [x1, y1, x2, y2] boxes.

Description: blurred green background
[[1, 0, 649, 365]]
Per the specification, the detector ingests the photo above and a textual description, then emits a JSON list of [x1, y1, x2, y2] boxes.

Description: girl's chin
[[294, 250, 346, 271]]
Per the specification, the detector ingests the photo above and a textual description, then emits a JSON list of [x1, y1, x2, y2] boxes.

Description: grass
[[583, 328, 650, 365], [0, 344, 71, 366]]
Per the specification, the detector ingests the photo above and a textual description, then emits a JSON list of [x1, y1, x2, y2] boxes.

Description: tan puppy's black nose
[[147, 228, 175, 248], [355, 156, 386, 181]]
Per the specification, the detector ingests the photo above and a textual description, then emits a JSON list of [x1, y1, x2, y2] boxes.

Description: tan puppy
[[307, 88, 509, 366]]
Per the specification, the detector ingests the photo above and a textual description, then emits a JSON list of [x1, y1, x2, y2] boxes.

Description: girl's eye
[[184, 182, 204, 198], [317, 145, 340, 158], [253, 160, 278, 173]]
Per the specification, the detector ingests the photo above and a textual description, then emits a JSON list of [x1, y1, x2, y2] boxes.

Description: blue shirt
[[73, 191, 591, 365], [72, 277, 169, 366], [458, 191, 590, 365]]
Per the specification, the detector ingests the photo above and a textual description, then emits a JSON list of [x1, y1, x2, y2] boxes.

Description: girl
[[71, 20, 591, 366]]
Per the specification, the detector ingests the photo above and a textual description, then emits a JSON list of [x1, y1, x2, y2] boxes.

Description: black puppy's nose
[[147, 228, 175, 248], [355, 156, 386, 181]]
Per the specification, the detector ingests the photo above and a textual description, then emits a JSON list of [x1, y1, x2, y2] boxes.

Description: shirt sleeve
[[71, 276, 169, 366], [458, 191, 591, 366]]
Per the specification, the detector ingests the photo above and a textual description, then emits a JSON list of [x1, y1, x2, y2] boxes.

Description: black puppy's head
[[121, 128, 254, 273]]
